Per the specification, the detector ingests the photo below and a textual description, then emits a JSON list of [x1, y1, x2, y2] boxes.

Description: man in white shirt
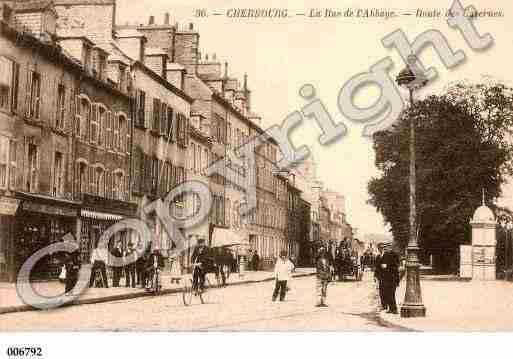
[[272, 250, 294, 302], [89, 244, 109, 288]]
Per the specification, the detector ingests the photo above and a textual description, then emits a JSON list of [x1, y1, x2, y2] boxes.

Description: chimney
[[205, 54, 209, 61], [189, 23, 194, 30], [149, 16, 155, 25], [164, 12, 170, 25], [243, 73, 251, 111], [224, 62, 228, 78], [173, 24, 199, 74]]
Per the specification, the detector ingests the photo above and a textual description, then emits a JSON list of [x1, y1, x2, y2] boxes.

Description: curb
[[0, 272, 315, 316]]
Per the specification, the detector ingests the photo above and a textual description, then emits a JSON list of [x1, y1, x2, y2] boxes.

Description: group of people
[[59, 240, 167, 295], [271, 247, 330, 307], [89, 241, 166, 290], [61, 235, 402, 314], [272, 241, 402, 311]]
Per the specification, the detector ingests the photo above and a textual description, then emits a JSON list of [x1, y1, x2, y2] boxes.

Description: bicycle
[[182, 263, 217, 306]]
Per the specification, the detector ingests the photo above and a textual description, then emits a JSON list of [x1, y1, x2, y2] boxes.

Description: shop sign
[[22, 201, 77, 217], [0, 197, 20, 215]]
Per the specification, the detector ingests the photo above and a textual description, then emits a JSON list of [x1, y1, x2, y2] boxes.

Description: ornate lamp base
[[400, 249, 426, 318]]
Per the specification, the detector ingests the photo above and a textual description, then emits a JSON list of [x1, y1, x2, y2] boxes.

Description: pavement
[[0, 272, 396, 331], [379, 276, 513, 331], [3, 268, 513, 331], [0, 268, 315, 315]]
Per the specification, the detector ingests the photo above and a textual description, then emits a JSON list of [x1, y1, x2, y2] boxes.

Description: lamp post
[[396, 54, 428, 318]]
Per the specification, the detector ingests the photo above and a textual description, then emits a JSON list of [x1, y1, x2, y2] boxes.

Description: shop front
[[12, 193, 80, 282], [79, 194, 138, 266]]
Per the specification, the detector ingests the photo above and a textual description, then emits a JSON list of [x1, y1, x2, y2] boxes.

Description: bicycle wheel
[[182, 278, 194, 306]]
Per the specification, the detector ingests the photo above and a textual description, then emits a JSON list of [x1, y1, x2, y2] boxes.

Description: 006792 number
[[6, 347, 42, 357]]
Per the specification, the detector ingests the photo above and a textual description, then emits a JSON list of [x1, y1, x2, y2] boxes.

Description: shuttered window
[[152, 98, 160, 132]]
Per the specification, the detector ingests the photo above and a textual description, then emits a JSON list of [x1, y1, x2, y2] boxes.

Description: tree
[[368, 80, 513, 269]]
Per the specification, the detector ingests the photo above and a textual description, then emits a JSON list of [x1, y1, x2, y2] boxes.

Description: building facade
[[0, 0, 138, 281], [0, 1, 357, 281]]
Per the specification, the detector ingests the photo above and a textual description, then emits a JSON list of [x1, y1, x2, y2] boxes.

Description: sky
[[116, 0, 513, 238]]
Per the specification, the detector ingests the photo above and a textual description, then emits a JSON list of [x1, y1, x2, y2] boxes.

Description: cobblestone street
[[0, 272, 395, 331]]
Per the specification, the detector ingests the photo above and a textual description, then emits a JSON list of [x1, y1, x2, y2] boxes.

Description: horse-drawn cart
[[334, 249, 362, 281]]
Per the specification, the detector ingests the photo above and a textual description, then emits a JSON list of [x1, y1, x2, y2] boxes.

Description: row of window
[[256, 161, 276, 193], [134, 89, 189, 147], [253, 236, 293, 259], [132, 148, 186, 198], [255, 200, 287, 230], [0, 56, 133, 156], [189, 142, 210, 175], [75, 161, 129, 202], [76, 96, 131, 153]]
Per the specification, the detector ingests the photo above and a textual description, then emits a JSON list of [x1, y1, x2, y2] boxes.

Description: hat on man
[[279, 250, 288, 257]]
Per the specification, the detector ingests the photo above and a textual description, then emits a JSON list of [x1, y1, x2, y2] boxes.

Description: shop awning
[[81, 210, 123, 221], [211, 228, 249, 248]]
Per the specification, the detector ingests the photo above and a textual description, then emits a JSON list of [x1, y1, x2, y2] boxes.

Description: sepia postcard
[[0, 0, 512, 357]]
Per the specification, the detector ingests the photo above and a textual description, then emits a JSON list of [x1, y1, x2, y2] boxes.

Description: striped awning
[[81, 210, 123, 221]]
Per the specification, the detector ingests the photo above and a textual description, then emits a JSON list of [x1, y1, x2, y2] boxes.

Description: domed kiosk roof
[[471, 205, 496, 224]]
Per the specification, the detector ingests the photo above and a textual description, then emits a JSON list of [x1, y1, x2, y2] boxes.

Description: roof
[[0, 20, 130, 100], [58, 36, 95, 46], [14, 0, 54, 12], [108, 41, 133, 65], [116, 28, 145, 39], [472, 205, 496, 224]]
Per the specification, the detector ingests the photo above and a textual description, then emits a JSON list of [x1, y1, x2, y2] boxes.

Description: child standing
[[316, 247, 331, 307], [272, 250, 294, 302]]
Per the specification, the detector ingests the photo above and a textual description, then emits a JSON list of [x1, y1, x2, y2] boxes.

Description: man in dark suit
[[111, 242, 123, 287], [374, 243, 386, 310], [380, 243, 400, 314]]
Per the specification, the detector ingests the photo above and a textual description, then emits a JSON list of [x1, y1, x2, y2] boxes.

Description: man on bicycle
[[191, 238, 209, 292]]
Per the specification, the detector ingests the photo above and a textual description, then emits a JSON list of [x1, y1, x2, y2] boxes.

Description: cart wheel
[[182, 278, 194, 306]]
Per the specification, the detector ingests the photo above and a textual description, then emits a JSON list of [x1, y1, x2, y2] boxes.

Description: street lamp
[[396, 54, 428, 318]]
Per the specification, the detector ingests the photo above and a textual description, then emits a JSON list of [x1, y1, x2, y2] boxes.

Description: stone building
[[123, 14, 294, 269], [0, 0, 136, 281]]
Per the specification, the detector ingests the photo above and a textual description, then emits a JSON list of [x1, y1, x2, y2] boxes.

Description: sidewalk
[[379, 277, 513, 331], [0, 268, 315, 315]]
